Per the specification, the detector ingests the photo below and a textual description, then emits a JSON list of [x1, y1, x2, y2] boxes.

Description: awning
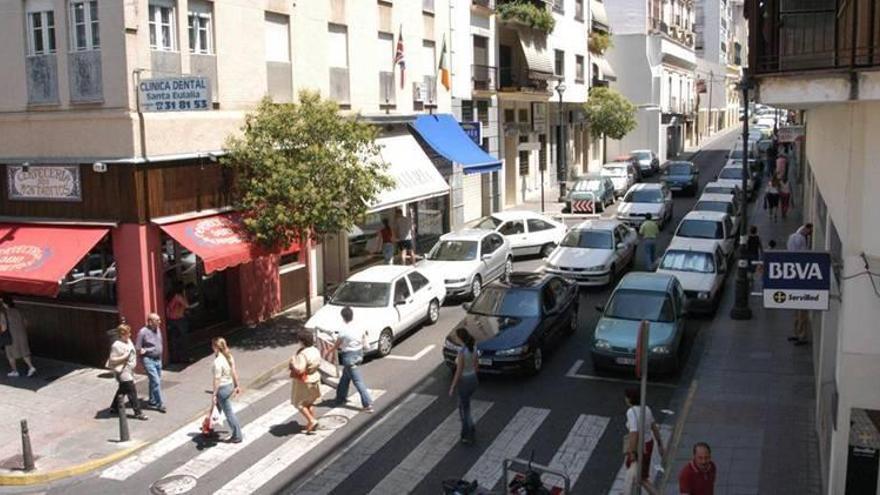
[[595, 55, 617, 81], [591, 0, 610, 30], [411, 115, 502, 175], [0, 224, 109, 297], [158, 214, 291, 274], [517, 29, 554, 80], [371, 133, 451, 212]]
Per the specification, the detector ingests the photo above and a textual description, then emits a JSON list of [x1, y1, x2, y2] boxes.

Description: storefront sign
[[187, 217, 246, 246], [7, 165, 81, 202], [0, 245, 49, 273], [531, 102, 547, 132], [777, 125, 805, 143], [138, 76, 211, 112], [762, 251, 831, 310], [459, 122, 482, 146]]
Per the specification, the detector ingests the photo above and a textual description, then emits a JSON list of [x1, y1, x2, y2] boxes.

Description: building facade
[[748, 0, 880, 493], [694, 0, 745, 139]]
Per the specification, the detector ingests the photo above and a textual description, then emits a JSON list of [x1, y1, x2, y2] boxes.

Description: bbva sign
[[763, 251, 831, 291]]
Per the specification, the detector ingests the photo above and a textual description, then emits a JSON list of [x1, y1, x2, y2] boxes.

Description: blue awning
[[411, 114, 502, 175]]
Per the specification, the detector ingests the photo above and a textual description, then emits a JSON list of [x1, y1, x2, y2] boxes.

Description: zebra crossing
[[96, 383, 641, 495]]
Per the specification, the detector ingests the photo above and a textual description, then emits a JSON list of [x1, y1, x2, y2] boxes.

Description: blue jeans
[[335, 351, 372, 408], [217, 384, 243, 441], [457, 374, 478, 441], [643, 239, 657, 267], [143, 356, 164, 408]]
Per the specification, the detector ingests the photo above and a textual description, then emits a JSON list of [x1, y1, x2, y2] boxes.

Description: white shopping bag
[[210, 405, 226, 428]]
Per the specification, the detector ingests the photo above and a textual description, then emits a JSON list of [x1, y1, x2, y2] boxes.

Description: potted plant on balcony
[[497, 0, 555, 34], [589, 31, 612, 55], [583, 87, 637, 140]]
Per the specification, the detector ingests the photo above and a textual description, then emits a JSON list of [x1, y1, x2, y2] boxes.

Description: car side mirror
[[462, 302, 472, 311]]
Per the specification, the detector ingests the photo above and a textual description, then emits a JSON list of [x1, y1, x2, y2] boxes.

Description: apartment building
[[586, 0, 616, 171], [748, 0, 880, 492], [0, 0, 478, 366], [604, 0, 698, 161], [694, 0, 744, 138]]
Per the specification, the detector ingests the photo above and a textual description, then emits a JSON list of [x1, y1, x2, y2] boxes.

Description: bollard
[[117, 395, 130, 442], [20, 420, 35, 471]]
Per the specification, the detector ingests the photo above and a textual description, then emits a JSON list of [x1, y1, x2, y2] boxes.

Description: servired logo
[[192, 218, 244, 246], [0, 245, 46, 272]]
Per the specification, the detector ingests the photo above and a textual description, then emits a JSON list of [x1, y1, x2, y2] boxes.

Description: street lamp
[[730, 76, 754, 321], [556, 80, 567, 201]]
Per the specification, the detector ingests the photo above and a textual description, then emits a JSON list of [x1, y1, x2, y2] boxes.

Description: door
[[392, 277, 421, 331], [407, 270, 434, 312], [540, 278, 566, 343], [498, 219, 527, 254], [481, 234, 505, 280], [527, 218, 557, 254]]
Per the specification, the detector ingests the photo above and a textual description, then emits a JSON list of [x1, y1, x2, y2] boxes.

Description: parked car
[[600, 161, 638, 198], [716, 163, 755, 199], [660, 160, 699, 196], [656, 238, 728, 315], [442, 273, 578, 375], [631, 149, 660, 176], [616, 183, 674, 229], [467, 211, 566, 258], [613, 154, 644, 182], [418, 229, 512, 299], [694, 192, 740, 228], [671, 211, 736, 259], [544, 219, 638, 287], [591, 272, 687, 374], [702, 181, 740, 197], [304, 265, 446, 357], [563, 175, 616, 214]]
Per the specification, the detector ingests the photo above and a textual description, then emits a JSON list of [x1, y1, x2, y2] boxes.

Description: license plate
[[616, 357, 636, 365], [478, 358, 492, 366]]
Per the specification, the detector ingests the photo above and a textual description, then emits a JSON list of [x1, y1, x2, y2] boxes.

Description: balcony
[[472, 0, 495, 10], [498, 66, 551, 94], [472, 64, 498, 92], [748, 0, 880, 76]]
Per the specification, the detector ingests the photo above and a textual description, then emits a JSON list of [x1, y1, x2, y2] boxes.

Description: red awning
[[159, 214, 294, 274], [0, 224, 110, 297]]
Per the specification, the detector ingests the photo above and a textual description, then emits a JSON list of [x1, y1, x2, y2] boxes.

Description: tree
[[583, 87, 637, 140], [222, 91, 394, 315]]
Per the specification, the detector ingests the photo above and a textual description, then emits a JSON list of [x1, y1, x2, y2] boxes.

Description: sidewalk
[[0, 300, 320, 486], [660, 188, 822, 493]]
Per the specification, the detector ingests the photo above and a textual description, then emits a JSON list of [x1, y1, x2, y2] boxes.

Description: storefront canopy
[[0, 223, 109, 297], [370, 133, 451, 212], [411, 115, 502, 175], [158, 214, 294, 274]]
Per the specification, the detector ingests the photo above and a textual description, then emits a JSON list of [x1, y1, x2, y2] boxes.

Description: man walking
[[333, 306, 373, 412], [787, 223, 813, 346], [394, 207, 415, 265], [136, 313, 166, 413], [639, 213, 660, 269], [678, 442, 717, 495]]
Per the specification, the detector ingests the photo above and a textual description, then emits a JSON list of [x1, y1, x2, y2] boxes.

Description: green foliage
[[588, 31, 613, 55], [497, 1, 556, 34], [222, 91, 393, 249], [583, 87, 637, 140]]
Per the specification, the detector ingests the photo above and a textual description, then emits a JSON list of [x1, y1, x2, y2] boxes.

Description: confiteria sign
[[6, 165, 82, 202]]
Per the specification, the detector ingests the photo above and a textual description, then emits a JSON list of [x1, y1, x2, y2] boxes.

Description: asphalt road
[[45, 131, 739, 495]]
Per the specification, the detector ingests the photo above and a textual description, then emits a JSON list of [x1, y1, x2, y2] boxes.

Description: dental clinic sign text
[[762, 251, 832, 310], [138, 76, 211, 113]]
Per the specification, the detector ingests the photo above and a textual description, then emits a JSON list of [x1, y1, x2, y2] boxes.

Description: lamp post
[[556, 80, 567, 201], [730, 76, 754, 321]]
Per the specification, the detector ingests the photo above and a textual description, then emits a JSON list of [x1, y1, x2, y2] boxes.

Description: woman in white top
[[449, 327, 479, 444], [623, 388, 665, 495], [212, 337, 243, 443], [290, 330, 322, 434]]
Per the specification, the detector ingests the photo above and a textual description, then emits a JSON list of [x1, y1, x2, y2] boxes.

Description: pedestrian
[[766, 140, 778, 179], [290, 329, 322, 435], [678, 442, 717, 495], [786, 223, 812, 251], [333, 306, 373, 412], [745, 226, 763, 276], [136, 313, 166, 413], [449, 327, 479, 444], [211, 337, 243, 443], [787, 223, 813, 346], [779, 177, 793, 219], [165, 283, 191, 364], [106, 324, 148, 420], [394, 207, 415, 265], [1, 297, 37, 378], [379, 218, 395, 265], [639, 213, 660, 269], [775, 150, 788, 181], [623, 388, 665, 495], [763, 176, 780, 222]]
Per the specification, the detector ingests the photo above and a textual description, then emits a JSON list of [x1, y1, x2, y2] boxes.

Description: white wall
[[605, 0, 647, 35]]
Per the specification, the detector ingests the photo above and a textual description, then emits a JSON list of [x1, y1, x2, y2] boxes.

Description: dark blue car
[[661, 161, 699, 196], [442, 273, 578, 375]]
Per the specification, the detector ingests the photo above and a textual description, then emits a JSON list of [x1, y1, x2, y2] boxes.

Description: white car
[[657, 238, 728, 314], [544, 219, 638, 286], [703, 181, 740, 197], [616, 183, 674, 229], [671, 211, 736, 259], [467, 211, 566, 258], [694, 192, 740, 229], [418, 229, 512, 299], [305, 265, 446, 357], [716, 163, 754, 198], [600, 161, 637, 197]]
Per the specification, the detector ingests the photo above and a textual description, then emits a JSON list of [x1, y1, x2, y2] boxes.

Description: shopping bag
[[210, 405, 225, 428]]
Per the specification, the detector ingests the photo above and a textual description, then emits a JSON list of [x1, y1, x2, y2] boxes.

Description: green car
[[660, 161, 699, 196]]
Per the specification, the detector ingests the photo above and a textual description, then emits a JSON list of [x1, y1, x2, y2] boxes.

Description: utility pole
[[730, 76, 753, 320], [707, 70, 714, 135], [556, 81, 567, 201]]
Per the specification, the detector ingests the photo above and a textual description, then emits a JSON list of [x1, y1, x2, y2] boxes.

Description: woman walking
[[290, 330, 322, 434], [379, 218, 395, 265], [764, 177, 780, 222], [449, 327, 479, 444], [107, 324, 148, 420], [211, 337, 243, 443], [1, 297, 36, 377], [779, 178, 793, 219]]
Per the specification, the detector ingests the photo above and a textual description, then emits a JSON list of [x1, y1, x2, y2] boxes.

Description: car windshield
[[695, 201, 733, 215], [634, 152, 651, 161], [429, 240, 478, 261], [660, 250, 715, 273], [601, 166, 627, 177], [560, 229, 613, 249], [467, 216, 502, 230], [667, 164, 692, 175], [331, 281, 389, 308], [572, 179, 602, 191], [720, 168, 745, 180], [469, 287, 540, 318], [605, 289, 674, 323], [623, 189, 663, 203], [677, 219, 723, 239]]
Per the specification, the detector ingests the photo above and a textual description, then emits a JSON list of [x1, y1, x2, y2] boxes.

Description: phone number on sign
[[150, 99, 209, 111]]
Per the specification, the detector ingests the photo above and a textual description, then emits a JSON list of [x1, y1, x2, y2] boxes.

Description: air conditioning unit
[[412, 82, 427, 102]]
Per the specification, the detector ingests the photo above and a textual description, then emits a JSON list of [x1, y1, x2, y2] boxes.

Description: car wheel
[[504, 257, 513, 279], [540, 243, 555, 258], [426, 299, 440, 325], [377, 328, 394, 357], [527, 346, 544, 375], [470, 275, 483, 300]]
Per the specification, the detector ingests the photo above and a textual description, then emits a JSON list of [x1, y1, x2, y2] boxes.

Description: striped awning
[[518, 29, 554, 80], [591, 0, 610, 30], [594, 55, 617, 81]]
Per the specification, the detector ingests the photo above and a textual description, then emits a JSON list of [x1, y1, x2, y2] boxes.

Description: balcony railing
[[472, 64, 498, 91], [748, 0, 880, 75], [498, 66, 550, 93], [472, 0, 495, 9]]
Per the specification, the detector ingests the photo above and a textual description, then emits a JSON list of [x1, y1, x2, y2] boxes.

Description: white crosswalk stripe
[[368, 400, 493, 495], [545, 414, 610, 489]]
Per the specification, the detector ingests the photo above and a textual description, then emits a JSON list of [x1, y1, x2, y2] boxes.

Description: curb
[[0, 441, 146, 486]]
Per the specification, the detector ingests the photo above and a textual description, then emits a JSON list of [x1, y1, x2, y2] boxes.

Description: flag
[[394, 25, 405, 89], [438, 34, 450, 91]]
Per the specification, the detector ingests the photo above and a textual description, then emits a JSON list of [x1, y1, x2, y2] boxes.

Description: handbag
[[290, 349, 320, 382]]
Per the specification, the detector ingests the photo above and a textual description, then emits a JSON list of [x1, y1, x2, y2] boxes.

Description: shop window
[[58, 237, 116, 305], [162, 236, 229, 331]]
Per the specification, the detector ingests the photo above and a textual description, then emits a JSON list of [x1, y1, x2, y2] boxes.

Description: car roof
[[627, 183, 663, 191], [698, 193, 735, 203], [491, 210, 547, 221], [574, 173, 604, 180], [667, 237, 722, 254], [704, 181, 735, 189], [631, 149, 652, 154], [348, 265, 413, 282], [440, 228, 493, 241], [572, 218, 622, 231], [602, 161, 629, 167], [682, 210, 729, 222], [618, 271, 675, 291], [665, 160, 694, 166], [491, 272, 549, 290]]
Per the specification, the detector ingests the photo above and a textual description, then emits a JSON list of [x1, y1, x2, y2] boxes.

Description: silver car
[[417, 229, 513, 299], [616, 183, 674, 229], [544, 219, 638, 287]]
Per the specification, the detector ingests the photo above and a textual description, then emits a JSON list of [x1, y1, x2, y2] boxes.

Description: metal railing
[[498, 66, 550, 93], [472, 64, 497, 91]]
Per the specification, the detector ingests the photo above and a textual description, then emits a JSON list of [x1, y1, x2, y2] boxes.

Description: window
[[69, 0, 99, 51], [408, 271, 430, 292], [552, 0, 564, 14], [527, 219, 554, 232], [328, 24, 349, 68], [575, 0, 584, 20], [499, 220, 525, 236], [575, 55, 585, 82], [27, 7, 56, 55], [554, 49, 564, 77], [504, 108, 515, 123], [149, 2, 176, 51], [422, 40, 436, 78], [59, 237, 116, 305], [188, 1, 213, 54], [476, 100, 490, 125], [518, 108, 528, 122], [461, 100, 474, 121], [265, 13, 290, 62], [394, 278, 411, 303]]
